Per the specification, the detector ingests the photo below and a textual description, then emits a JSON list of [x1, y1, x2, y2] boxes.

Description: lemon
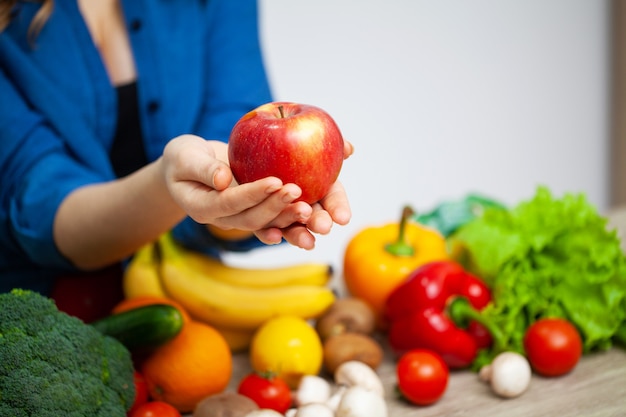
[[249, 315, 323, 388]]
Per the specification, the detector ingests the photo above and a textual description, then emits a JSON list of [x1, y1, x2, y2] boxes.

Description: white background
[[224, 0, 611, 276]]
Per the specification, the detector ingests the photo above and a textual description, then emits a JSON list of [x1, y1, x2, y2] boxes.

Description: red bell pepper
[[384, 260, 499, 369]]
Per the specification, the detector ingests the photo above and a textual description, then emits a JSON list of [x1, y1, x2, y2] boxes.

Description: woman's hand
[[161, 135, 312, 244], [162, 135, 353, 249]]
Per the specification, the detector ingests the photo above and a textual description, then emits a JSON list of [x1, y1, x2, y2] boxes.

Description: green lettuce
[[449, 186, 626, 365]]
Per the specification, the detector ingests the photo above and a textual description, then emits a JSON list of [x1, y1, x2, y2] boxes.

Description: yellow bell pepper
[[342, 206, 449, 324]]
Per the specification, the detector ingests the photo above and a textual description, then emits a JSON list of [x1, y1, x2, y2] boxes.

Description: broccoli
[[0, 289, 135, 417]]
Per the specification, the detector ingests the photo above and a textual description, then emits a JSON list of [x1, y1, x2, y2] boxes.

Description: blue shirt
[[0, 0, 273, 294]]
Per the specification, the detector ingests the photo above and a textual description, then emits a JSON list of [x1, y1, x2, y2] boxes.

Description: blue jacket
[[0, 0, 273, 293]]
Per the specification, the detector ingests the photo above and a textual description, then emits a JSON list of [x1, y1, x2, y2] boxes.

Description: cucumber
[[91, 304, 184, 350]]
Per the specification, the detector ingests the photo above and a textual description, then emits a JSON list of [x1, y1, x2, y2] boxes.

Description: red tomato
[[523, 317, 583, 377], [127, 371, 150, 416], [237, 372, 292, 413], [396, 349, 449, 406], [130, 401, 182, 417]]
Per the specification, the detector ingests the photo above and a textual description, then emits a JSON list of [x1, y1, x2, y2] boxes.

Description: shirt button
[[129, 19, 142, 32], [147, 101, 160, 114], [10, 6, 20, 19]]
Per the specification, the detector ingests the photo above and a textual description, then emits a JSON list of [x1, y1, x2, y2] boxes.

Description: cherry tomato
[[523, 317, 583, 377], [237, 372, 292, 413], [396, 349, 449, 406], [127, 371, 150, 416], [130, 401, 181, 417]]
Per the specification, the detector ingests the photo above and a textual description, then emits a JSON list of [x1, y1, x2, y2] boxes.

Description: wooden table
[[203, 208, 626, 416]]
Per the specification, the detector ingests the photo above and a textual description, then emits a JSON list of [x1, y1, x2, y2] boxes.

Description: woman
[[0, 0, 352, 302]]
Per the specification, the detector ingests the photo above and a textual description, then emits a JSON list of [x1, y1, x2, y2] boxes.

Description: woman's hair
[[0, 0, 54, 37]]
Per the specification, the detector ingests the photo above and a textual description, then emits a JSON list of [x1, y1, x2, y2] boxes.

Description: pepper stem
[[384, 205, 416, 257], [448, 297, 505, 352]]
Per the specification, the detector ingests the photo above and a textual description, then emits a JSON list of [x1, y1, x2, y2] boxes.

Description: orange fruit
[[141, 320, 233, 413], [112, 295, 191, 323]]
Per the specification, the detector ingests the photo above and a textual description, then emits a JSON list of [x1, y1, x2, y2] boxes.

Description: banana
[[188, 253, 332, 288], [158, 233, 336, 330], [158, 234, 333, 288], [122, 241, 167, 298]]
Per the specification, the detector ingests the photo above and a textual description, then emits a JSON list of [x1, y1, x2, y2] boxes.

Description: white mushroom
[[479, 351, 532, 398], [294, 375, 332, 406], [334, 360, 385, 397], [335, 385, 388, 417], [294, 403, 335, 417], [325, 385, 348, 412]]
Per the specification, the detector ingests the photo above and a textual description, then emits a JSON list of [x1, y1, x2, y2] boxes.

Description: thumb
[[208, 161, 233, 191]]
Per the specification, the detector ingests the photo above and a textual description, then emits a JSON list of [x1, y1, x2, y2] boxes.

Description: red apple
[[228, 102, 345, 204]]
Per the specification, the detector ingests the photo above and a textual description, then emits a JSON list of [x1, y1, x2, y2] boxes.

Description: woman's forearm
[[53, 159, 186, 270]]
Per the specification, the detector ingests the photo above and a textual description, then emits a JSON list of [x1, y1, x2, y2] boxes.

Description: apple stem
[[278, 105, 285, 119]]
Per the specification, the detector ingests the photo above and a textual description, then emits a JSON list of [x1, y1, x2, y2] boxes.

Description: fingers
[[262, 200, 312, 229], [254, 227, 284, 246], [306, 204, 333, 235], [282, 224, 316, 249], [221, 178, 289, 216], [319, 181, 351, 226], [255, 224, 317, 250], [343, 140, 354, 159], [222, 180, 350, 245], [210, 183, 309, 228], [162, 135, 235, 205], [186, 179, 285, 226], [211, 165, 233, 191], [204, 140, 234, 190]]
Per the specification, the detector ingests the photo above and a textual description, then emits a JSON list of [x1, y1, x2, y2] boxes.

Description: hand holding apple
[[228, 102, 345, 205]]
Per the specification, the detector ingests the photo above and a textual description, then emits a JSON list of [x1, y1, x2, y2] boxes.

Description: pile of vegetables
[[448, 186, 626, 366], [336, 186, 626, 406], [0, 289, 136, 416], [131, 186, 626, 413]]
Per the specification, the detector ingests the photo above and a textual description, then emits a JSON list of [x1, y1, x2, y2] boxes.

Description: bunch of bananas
[[122, 233, 336, 351]]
